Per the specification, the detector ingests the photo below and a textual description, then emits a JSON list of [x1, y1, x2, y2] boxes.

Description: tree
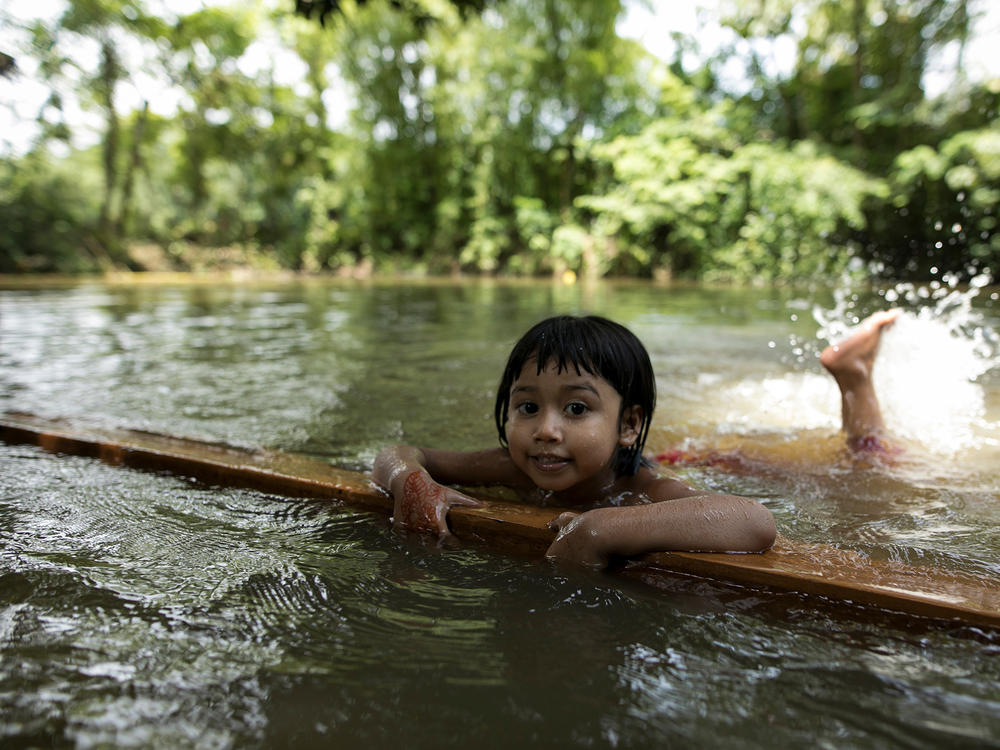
[[159, 5, 260, 245], [577, 108, 886, 281], [54, 0, 166, 262], [717, 0, 975, 164], [293, 0, 495, 27], [444, 0, 648, 274]]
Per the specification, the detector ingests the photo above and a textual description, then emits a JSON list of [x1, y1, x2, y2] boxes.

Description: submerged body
[[374, 310, 910, 567], [659, 309, 904, 469]]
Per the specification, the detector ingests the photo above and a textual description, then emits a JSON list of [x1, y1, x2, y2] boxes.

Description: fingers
[[881, 308, 903, 327], [544, 525, 607, 569], [445, 489, 483, 508], [432, 503, 452, 538], [393, 483, 482, 539], [546, 511, 579, 532], [432, 491, 481, 538]]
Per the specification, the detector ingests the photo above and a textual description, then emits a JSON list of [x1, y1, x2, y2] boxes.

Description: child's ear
[[618, 405, 643, 447]]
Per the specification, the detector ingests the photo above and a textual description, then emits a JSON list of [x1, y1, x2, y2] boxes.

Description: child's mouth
[[532, 455, 570, 472]]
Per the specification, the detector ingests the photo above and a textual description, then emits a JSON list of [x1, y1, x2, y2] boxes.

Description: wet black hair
[[493, 315, 656, 477]]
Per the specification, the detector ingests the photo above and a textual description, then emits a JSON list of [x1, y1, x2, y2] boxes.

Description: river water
[[1, 276, 999, 748]]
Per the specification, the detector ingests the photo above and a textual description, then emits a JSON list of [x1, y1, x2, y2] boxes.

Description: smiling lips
[[531, 454, 570, 472]]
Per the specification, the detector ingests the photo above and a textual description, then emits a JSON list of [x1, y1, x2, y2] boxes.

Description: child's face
[[505, 359, 641, 495]]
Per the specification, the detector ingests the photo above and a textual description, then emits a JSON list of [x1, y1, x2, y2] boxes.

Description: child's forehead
[[513, 355, 610, 387]]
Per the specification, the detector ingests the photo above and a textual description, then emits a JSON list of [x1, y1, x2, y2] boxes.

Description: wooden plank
[[3, 412, 999, 630]]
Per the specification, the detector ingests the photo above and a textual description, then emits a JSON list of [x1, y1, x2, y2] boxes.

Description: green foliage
[[717, 0, 974, 160], [0, 153, 103, 272], [293, 0, 494, 28], [2, 0, 997, 281], [874, 126, 1000, 276], [579, 121, 885, 280], [717, 142, 886, 280]]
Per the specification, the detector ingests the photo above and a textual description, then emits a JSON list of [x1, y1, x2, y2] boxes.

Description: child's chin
[[529, 473, 576, 493]]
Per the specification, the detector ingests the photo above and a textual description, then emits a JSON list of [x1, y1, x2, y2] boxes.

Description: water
[[813, 271, 999, 458], [1, 277, 999, 748]]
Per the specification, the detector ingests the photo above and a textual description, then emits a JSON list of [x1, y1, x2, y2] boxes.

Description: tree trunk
[[97, 39, 122, 256], [851, 0, 865, 150], [118, 100, 149, 240]]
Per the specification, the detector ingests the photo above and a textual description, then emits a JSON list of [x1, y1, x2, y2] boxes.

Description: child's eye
[[565, 402, 589, 416], [516, 402, 539, 415]]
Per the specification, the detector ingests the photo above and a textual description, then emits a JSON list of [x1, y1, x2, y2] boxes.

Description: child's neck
[[542, 467, 643, 508]]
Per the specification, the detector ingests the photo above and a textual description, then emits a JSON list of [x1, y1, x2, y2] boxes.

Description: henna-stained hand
[[393, 471, 482, 538]]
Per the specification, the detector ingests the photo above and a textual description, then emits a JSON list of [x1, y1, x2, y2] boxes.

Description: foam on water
[[707, 371, 839, 433]]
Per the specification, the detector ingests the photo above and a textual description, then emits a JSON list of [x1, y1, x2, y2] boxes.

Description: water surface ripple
[[2, 279, 999, 748]]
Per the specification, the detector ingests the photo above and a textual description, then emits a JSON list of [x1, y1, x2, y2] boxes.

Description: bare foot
[[820, 309, 902, 443], [820, 309, 902, 388]]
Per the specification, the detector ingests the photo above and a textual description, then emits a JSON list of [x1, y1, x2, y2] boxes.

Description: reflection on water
[[1, 278, 999, 748]]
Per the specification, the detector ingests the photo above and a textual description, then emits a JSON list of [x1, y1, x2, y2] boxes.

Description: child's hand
[[545, 510, 611, 569], [392, 470, 482, 538]]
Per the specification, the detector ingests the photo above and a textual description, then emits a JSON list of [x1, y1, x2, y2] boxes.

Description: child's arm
[[545, 493, 776, 568], [372, 445, 528, 537]]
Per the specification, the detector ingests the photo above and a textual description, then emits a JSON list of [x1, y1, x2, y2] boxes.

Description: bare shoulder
[[630, 464, 701, 502]]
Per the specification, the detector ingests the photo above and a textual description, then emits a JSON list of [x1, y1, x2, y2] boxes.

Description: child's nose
[[534, 410, 562, 442]]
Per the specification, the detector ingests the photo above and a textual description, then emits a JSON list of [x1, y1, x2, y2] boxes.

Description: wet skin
[[820, 308, 902, 443], [399, 470, 454, 534], [371, 362, 777, 564], [504, 360, 641, 503], [389, 458, 482, 537]]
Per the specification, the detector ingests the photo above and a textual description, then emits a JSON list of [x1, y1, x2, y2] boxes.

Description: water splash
[[813, 269, 999, 455], [708, 371, 839, 432]]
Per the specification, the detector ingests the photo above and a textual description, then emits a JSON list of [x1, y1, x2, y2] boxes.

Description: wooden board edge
[[3, 413, 1000, 632]]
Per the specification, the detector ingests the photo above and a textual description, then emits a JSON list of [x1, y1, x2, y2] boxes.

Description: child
[[372, 315, 777, 569]]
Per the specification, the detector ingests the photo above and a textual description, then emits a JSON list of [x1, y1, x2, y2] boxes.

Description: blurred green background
[[1, 0, 997, 282]]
